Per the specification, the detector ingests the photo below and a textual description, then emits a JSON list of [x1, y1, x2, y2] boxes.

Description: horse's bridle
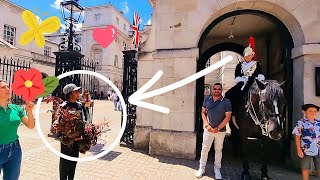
[[246, 89, 283, 137]]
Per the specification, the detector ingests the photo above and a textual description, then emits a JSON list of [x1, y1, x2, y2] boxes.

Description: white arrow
[[128, 55, 233, 114]]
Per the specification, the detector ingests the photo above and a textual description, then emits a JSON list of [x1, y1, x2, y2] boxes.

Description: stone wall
[[135, 48, 198, 159], [136, 0, 319, 160]]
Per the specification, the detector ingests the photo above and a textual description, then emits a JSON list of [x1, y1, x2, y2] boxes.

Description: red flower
[[12, 68, 45, 101]]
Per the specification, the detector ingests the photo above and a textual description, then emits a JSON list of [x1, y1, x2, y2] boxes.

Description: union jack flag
[[132, 12, 141, 47]]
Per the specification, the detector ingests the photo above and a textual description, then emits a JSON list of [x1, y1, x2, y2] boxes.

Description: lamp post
[[53, 0, 84, 97], [59, 0, 84, 52], [50, 0, 84, 130]]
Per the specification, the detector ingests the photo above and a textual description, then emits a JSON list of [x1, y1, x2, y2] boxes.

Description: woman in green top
[[0, 79, 35, 180]]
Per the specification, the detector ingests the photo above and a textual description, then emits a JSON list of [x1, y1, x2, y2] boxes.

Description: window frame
[[114, 55, 118, 67], [44, 46, 51, 57], [205, 60, 211, 68], [116, 17, 119, 25], [3, 24, 16, 45], [95, 13, 101, 21]]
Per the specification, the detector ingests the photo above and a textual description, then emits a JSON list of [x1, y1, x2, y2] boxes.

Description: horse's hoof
[[261, 175, 270, 180], [241, 172, 252, 180]]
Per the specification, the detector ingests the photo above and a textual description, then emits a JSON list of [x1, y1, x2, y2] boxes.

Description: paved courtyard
[[11, 100, 315, 180]]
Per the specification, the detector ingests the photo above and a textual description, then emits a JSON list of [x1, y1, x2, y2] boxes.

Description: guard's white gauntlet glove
[[235, 76, 249, 83], [255, 74, 265, 81]]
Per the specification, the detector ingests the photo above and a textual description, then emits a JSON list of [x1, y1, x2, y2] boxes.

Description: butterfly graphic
[[20, 10, 61, 48]]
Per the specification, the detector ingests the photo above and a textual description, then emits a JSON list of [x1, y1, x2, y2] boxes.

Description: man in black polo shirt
[[59, 83, 87, 180], [196, 83, 232, 179]]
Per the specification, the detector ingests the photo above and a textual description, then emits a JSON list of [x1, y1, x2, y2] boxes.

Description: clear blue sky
[[9, 0, 153, 30]]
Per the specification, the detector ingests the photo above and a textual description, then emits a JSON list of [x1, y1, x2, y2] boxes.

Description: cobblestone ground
[[6, 100, 317, 180]]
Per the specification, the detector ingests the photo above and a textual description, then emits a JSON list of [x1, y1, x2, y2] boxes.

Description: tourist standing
[[196, 83, 232, 179], [107, 90, 112, 100], [0, 80, 35, 180], [59, 84, 87, 180], [112, 91, 118, 110], [80, 89, 93, 124], [292, 104, 320, 180]]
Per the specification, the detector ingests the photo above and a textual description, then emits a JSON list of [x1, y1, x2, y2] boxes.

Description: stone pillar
[[290, 44, 320, 169], [134, 48, 198, 160]]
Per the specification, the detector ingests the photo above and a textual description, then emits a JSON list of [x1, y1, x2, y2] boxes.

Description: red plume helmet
[[248, 36, 257, 61]]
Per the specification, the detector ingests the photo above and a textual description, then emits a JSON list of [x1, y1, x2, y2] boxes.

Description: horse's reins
[[246, 91, 269, 136], [246, 89, 282, 137]]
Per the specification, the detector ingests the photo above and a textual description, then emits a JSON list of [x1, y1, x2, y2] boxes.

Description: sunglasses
[[213, 88, 222, 90]]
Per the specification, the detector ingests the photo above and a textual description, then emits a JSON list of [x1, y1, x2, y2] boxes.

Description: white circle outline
[[35, 70, 127, 162]]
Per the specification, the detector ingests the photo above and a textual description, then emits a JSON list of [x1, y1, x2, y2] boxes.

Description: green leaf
[[37, 76, 59, 98]]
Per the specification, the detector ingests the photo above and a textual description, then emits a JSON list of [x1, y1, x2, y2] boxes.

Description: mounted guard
[[225, 36, 265, 116]]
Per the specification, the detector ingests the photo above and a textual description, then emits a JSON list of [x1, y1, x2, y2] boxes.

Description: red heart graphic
[[92, 25, 118, 48]]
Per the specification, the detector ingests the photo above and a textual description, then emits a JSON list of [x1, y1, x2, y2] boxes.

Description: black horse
[[231, 79, 286, 180]]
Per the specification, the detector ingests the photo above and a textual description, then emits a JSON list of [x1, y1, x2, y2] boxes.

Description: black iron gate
[[0, 57, 31, 104], [79, 58, 96, 94], [50, 51, 95, 127], [52, 52, 96, 98], [53, 51, 83, 98], [121, 50, 137, 147]]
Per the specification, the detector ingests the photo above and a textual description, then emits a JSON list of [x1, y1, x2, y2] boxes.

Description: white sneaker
[[195, 168, 205, 178], [214, 167, 222, 179]]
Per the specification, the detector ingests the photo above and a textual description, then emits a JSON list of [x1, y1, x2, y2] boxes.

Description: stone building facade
[[46, 4, 134, 95], [135, 0, 320, 165], [0, 0, 58, 77], [81, 4, 133, 93]]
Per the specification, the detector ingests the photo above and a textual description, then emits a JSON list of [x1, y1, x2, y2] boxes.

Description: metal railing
[[0, 57, 31, 104]]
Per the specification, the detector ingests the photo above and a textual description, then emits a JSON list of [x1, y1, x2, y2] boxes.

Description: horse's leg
[[240, 130, 251, 180], [230, 115, 240, 158], [260, 138, 270, 180]]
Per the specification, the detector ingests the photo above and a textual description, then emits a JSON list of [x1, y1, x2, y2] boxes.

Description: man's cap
[[63, 84, 81, 95], [302, 104, 320, 111]]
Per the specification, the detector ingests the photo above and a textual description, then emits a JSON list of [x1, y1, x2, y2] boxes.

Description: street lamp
[[59, 0, 84, 52], [53, 0, 85, 100]]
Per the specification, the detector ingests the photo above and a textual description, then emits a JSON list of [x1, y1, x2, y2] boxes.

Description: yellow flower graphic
[[20, 10, 61, 48]]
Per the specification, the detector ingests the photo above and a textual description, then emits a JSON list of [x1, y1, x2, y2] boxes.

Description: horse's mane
[[249, 80, 285, 104]]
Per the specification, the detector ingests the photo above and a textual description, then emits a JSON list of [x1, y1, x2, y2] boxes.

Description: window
[[44, 46, 51, 57], [123, 41, 127, 50], [3, 24, 16, 45], [95, 13, 101, 21], [116, 17, 119, 25], [114, 55, 118, 67], [123, 24, 126, 31], [205, 60, 211, 68], [93, 51, 102, 70], [115, 37, 119, 43]]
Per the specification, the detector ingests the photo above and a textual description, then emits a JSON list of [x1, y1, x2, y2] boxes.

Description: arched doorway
[[195, 9, 294, 160]]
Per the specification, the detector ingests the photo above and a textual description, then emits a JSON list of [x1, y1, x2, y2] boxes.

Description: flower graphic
[[12, 68, 45, 101], [20, 10, 61, 48]]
